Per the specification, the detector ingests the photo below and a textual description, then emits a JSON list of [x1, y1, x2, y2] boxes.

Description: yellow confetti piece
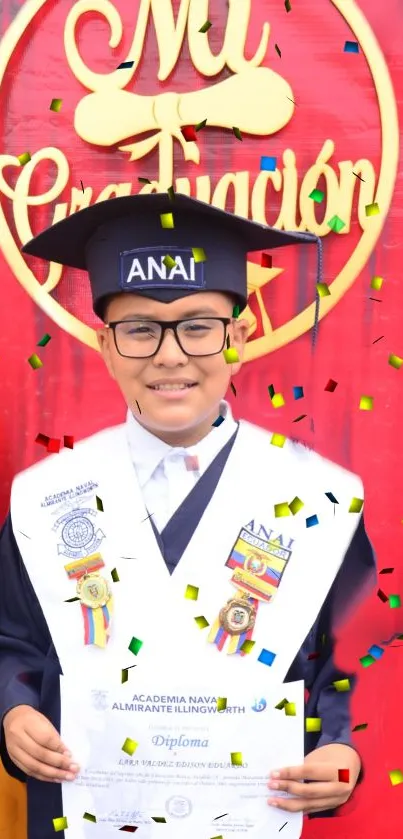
[[122, 738, 138, 756], [111, 568, 120, 583], [275, 697, 289, 710], [365, 202, 380, 217], [223, 348, 239, 364], [50, 98, 63, 112], [389, 769, 403, 786], [18, 152, 31, 166], [28, 353, 43, 370], [192, 247, 207, 263], [83, 813, 97, 823], [371, 275, 383, 291], [160, 212, 174, 229], [271, 433, 286, 448], [151, 817, 167, 823], [163, 254, 176, 269], [274, 502, 290, 518], [284, 702, 296, 716], [272, 393, 285, 408], [389, 354, 403, 369], [199, 20, 212, 33], [194, 615, 209, 629], [349, 497, 364, 513], [333, 678, 351, 692], [231, 752, 243, 766], [53, 817, 68, 832], [305, 717, 321, 732], [240, 639, 255, 654], [185, 584, 199, 600], [316, 282, 331, 298], [359, 395, 373, 411], [96, 495, 104, 512], [217, 697, 227, 712], [289, 496, 304, 515]]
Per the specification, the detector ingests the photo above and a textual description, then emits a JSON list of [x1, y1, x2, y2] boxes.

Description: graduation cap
[[22, 194, 319, 322]]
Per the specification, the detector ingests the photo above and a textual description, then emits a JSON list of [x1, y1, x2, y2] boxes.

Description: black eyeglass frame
[[107, 317, 232, 359]]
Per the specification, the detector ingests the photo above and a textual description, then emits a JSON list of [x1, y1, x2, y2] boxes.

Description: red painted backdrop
[[0, 1, 402, 837]]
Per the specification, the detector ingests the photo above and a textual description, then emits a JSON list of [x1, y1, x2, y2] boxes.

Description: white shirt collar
[[126, 401, 238, 488]]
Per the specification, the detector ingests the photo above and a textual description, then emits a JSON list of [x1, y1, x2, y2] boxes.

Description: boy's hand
[[267, 744, 361, 814], [3, 704, 79, 783]]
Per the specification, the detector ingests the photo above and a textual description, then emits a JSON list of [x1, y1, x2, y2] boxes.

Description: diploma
[[61, 672, 304, 839]]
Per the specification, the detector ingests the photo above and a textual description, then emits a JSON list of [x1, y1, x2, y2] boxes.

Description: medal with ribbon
[[64, 553, 113, 648], [208, 525, 291, 655]]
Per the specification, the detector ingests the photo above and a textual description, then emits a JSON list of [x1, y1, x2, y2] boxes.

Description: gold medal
[[76, 572, 111, 609], [219, 592, 256, 636]]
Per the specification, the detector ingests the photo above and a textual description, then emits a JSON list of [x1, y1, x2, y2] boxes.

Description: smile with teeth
[[149, 383, 196, 391]]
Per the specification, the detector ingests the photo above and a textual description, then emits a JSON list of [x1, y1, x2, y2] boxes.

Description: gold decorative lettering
[[212, 171, 250, 218], [251, 168, 282, 225], [299, 140, 340, 235], [276, 149, 298, 230], [338, 159, 376, 231], [188, 0, 269, 77]]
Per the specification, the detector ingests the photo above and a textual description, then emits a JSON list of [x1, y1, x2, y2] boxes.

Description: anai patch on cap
[[119, 246, 206, 291]]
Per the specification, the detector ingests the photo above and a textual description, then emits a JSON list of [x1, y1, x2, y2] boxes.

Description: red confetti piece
[[118, 828, 138, 833], [377, 589, 389, 603], [35, 433, 50, 447], [338, 769, 350, 783], [261, 253, 272, 268], [181, 125, 197, 142], [47, 438, 61, 453], [63, 435, 74, 449], [307, 652, 321, 660], [324, 379, 338, 392]]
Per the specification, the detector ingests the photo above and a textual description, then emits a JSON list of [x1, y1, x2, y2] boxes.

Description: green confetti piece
[[316, 282, 331, 297], [163, 255, 177, 269], [185, 584, 199, 600], [96, 496, 104, 512], [352, 722, 368, 732], [83, 813, 97, 823], [365, 202, 380, 217], [275, 43, 282, 58], [271, 393, 285, 408], [275, 697, 289, 710], [217, 697, 227, 712], [128, 636, 143, 656], [53, 817, 68, 832], [231, 752, 243, 766], [122, 738, 138, 756], [389, 770, 403, 786], [192, 247, 206, 263], [389, 354, 403, 369], [271, 433, 286, 448], [50, 98, 63, 112], [230, 382, 237, 397], [194, 615, 209, 629], [223, 348, 239, 363], [199, 20, 212, 33], [232, 304, 241, 318], [28, 353, 43, 369], [195, 118, 208, 131], [121, 668, 129, 684], [359, 395, 373, 411], [268, 384, 276, 399], [284, 702, 296, 716], [64, 596, 80, 603], [111, 568, 120, 583], [309, 188, 324, 203], [371, 275, 383, 291], [333, 678, 351, 692], [240, 639, 255, 654], [389, 594, 401, 609], [37, 333, 51, 347], [18, 152, 31, 166], [289, 496, 304, 515], [360, 654, 375, 667], [305, 718, 321, 732], [349, 497, 364, 513], [274, 502, 290, 518], [160, 212, 174, 229], [233, 127, 242, 141], [167, 185, 175, 200], [285, 0, 291, 10], [327, 215, 346, 233], [138, 177, 152, 184], [151, 817, 167, 823]]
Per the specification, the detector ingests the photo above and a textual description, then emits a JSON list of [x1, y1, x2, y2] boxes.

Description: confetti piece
[[333, 678, 351, 692], [47, 438, 61, 454], [83, 813, 97, 823], [353, 171, 365, 182], [306, 514, 319, 528], [160, 212, 174, 229], [368, 645, 384, 660], [349, 497, 364, 513], [195, 118, 207, 132], [360, 654, 375, 667], [18, 152, 31, 166], [289, 497, 304, 515], [372, 335, 384, 344], [64, 597, 80, 603], [261, 253, 273, 268], [213, 814, 228, 821], [121, 665, 136, 684], [135, 400, 142, 414], [389, 595, 401, 609], [230, 382, 237, 397], [327, 215, 346, 233], [268, 384, 276, 399], [28, 353, 43, 369], [271, 433, 286, 448], [185, 584, 199, 600], [389, 354, 403, 369], [293, 386, 304, 399], [111, 568, 120, 583], [380, 567, 394, 575], [151, 818, 166, 824], [275, 698, 289, 710], [307, 652, 321, 661], [181, 125, 198, 142], [64, 435, 74, 449], [377, 589, 389, 603], [233, 127, 242, 141], [53, 817, 68, 832], [279, 825, 288, 833], [285, 0, 291, 11], [359, 395, 373, 411], [223, 348, 239, 363], [309, 188, 325, 203], [305, 718, 321, 732], [258, 648, 276, 667], [352, 723, 368, 732], [260, 156, 277, 171], [217, 697, 227, 712], [365, 202, 380, 217], [138, 177, 152, 184], [50, 98, 62, 112], [325, 492, 339, 504], [275, 44, 282, 58], [192, 247, 206, 263], [128, 636, 143, 656], [292, 414, 307, 423], [389, 770, 403, 786], [240, 639, 255, 654], [284, 702, 296, 716], [117, 61, 135, 69], [338, 769, 350, 783], [274, 502, 290, 518], [199, 20, 212, 32], [119, 828, 138, 833], [226, 335, 230, 350], [36, 433, 50, 447], [232, 305, 240, 318], [167, 185, 175, 200], [163, 255, 177, 270], [324, 379, 338, 392], [194, 616, 209, 629], [185, 455, 199, 472], [80, 180, 84, 192], [122, 738, 138, 756], [316, 282, 331, 298], [344, 40, 359, 53], [212, 415, 225, 428], [272, 393, 285, 408], [231, 752, 243, 766], [37, 333, 51, 347], [96, 496, 104, 512], [371, 276, 383, 290], [369, 297, 382, 303]]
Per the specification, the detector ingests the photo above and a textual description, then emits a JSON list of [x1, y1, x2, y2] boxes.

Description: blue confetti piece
[[293, 386, 304, 400], [260, 156, 277, 172], [258, 648, 276, 667], [325, 492, 339, 504], [344, 41, 359, 53], [117, 60, 135, 69], [212, 415, 225, 428], [368, 644, 384, 660], [306, 514, 319, 528]]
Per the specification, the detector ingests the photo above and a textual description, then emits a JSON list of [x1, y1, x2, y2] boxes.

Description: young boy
[[0, 194, 376, 839]]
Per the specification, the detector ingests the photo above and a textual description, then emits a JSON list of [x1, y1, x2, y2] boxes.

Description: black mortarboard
[[22, 193, 319, 322]]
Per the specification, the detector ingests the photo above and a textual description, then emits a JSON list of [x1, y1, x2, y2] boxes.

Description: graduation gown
[[0, 419, 376, 839]]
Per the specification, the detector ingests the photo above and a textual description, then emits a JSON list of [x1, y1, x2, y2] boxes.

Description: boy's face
[[97, 291, 249, 445]]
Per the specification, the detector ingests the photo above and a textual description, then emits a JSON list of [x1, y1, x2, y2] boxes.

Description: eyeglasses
[[107, 317, 232, 359]]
